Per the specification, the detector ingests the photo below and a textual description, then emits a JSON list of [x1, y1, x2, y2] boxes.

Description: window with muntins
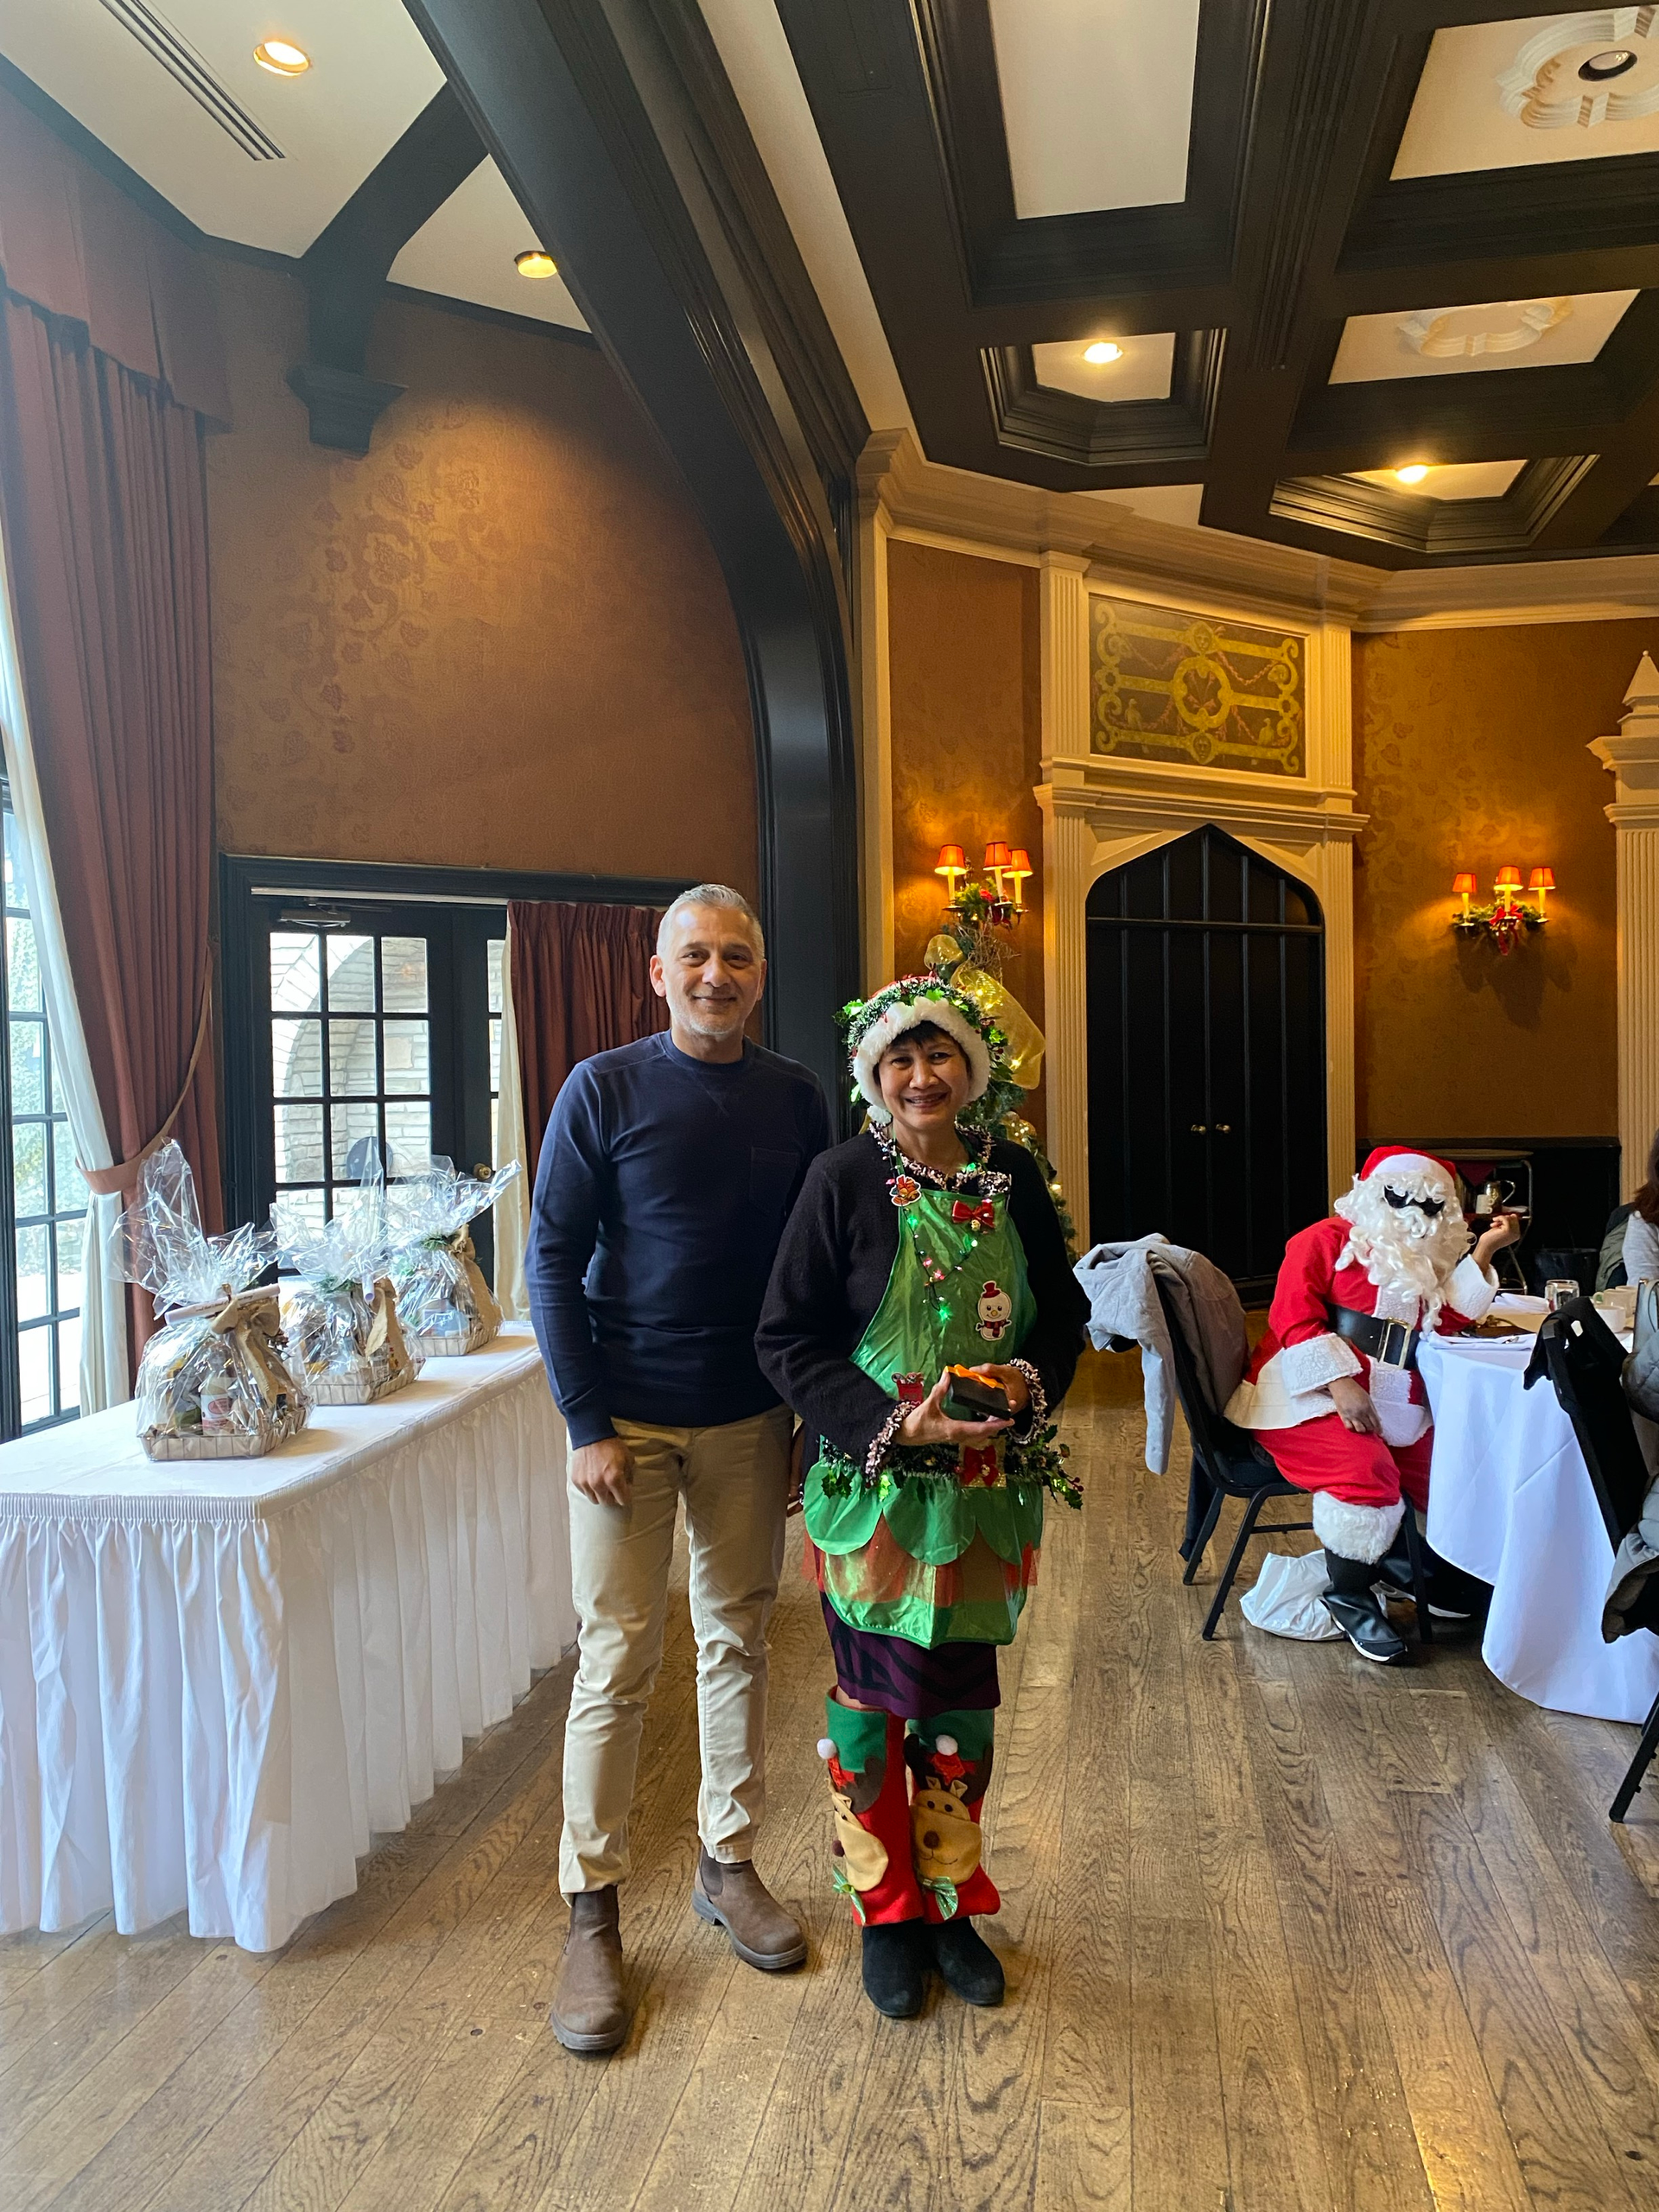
[[1, 792, 85, 1433]]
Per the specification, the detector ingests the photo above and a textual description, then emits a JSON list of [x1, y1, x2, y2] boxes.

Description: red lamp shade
[[1494, 865, 1522, 889], [983, 840, 1012, 868], [1007, 848, 1033, 874], [934, 843, 966, 874], [1452, 872, 1477, 895], [1529, 867, 1555, 890]]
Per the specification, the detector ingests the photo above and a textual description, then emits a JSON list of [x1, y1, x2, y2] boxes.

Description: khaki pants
[[559, 1404, 793, 1895]]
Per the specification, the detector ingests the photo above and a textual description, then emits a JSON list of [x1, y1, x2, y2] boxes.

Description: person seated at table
[[1623, 1131, 1659, 1286], [1225, 1147, 1521, 1664]]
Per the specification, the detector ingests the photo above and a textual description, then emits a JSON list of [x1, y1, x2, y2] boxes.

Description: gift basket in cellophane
[[115, 1141, 309, 1461], [385, 1157, 520, 1359], [273, 1175, 421, 1406]]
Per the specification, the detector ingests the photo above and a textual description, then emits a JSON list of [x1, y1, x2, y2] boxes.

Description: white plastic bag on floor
[[1240, 1548, 1344, 1640]]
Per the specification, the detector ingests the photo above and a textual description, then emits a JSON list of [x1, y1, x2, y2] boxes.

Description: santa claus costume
[[1225, 1147, 1507, 1662]]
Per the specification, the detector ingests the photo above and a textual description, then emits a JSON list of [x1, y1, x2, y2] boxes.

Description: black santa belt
[[1328, 1304, 1420, 1370]]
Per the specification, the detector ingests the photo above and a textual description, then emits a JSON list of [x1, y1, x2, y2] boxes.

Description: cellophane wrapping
[[115, 1142, 308, 1460], [274, 1192, 422, 1405], [386, 1158, 521, 1358]]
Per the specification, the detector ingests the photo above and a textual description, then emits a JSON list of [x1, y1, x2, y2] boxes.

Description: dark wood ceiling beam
[[400, 0, 861, 1101], [288, 86, 485, 450], [1198, 0, 1395, 543]]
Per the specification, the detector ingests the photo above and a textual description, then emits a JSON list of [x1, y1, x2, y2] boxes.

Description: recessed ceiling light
[[252, 39, 310, 76], [1084, 340, 1123, 365], [515, 250, 558, 279], [1580, 49, 1639, 83], [1394, 463, 1430, 485]]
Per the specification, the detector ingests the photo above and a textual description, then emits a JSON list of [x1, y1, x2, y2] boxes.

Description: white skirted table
[[0, 1323, 573, 1952], [1421, 1329, 1659, 1725]]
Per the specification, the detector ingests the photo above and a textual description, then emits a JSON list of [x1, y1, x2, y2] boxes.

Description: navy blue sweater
[[526, 1032, 831, 1446]]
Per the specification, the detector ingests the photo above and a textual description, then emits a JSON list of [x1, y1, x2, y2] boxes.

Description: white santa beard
[[1336, 1188, 1470, 1322]]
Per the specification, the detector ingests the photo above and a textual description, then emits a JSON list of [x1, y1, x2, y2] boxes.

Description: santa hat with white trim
[[841, 974, 1001, 1122], [1356, 1145, 1460, 1189]]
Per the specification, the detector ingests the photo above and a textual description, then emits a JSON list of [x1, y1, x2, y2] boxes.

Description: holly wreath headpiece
[[838, 974, 1008, 1123]]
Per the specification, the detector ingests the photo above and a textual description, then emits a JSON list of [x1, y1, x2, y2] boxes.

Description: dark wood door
[[1086, 825, 1327, 1296]]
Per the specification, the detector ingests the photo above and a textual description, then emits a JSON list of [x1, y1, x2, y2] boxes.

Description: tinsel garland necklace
[[875, 1123, 1011, 1332]]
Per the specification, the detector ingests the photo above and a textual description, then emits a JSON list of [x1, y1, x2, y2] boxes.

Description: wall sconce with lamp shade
[[1451, 865, 1554, 953], [933, 836, 1028, 928]]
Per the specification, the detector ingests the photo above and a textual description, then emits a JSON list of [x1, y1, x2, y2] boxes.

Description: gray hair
[[657, 883, 765, 955]]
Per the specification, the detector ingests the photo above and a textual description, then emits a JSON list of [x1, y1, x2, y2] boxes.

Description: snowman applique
[[976, 1281, 1014, 1344]]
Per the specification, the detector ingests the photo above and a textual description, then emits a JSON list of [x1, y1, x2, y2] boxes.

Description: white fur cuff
[[1312, 1491, 1405, 1565], [1277, 1332, 1363, 1396], [1447, 1254, 1498, 1322]]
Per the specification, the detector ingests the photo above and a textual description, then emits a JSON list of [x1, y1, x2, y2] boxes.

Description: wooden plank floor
[[5, 1347, 1659, 2211]]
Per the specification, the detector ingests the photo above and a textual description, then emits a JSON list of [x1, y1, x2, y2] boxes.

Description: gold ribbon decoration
[[925, 936, 1045, 1090]]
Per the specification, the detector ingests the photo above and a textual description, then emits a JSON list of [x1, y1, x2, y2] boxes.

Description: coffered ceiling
[[757, 0, 1659, 569]]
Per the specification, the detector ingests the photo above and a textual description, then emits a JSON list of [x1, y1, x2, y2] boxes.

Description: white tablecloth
[[0, 1325, 573, 1950], [1421, 1330, 1659, 1724]]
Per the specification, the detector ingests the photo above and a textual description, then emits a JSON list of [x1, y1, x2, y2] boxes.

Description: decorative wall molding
[[855, 488, 895, 991], [1591, 651, 1659, 1196], [861, 429, 1659, 634]]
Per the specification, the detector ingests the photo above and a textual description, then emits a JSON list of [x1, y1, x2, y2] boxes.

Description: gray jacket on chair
[[1606, 1313, 1659, 1639], [1074, 1234, 1249, 1475]]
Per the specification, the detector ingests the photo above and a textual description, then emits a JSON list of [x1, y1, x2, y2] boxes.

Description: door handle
[[1190, 1122, 1207, 1134], [1215, 1122, 1231, 1134]]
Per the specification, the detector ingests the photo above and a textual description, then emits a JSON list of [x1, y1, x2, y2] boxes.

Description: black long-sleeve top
[[754, 1130, 1090, 1466]]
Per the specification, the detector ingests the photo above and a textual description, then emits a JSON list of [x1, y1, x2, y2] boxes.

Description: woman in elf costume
[[756, 976, 1088, 2018]]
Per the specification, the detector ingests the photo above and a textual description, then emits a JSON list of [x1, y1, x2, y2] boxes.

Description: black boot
[[929, 1918, 1004, 2006], [861, 1920, 926, 2018], [1322, 1548, 1411, 1664], [1371, 1527, 1486, 1623]]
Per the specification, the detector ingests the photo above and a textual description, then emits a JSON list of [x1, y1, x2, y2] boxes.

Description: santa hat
[[1357, 1145, 1459, 1188], [842, 975, 998, 1120]]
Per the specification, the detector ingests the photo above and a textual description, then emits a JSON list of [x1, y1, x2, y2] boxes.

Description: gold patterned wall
[[1090, 592, 1304, 775], [207, 259, 757, 888], [1352, 623, 1628, 1140], [887, 542, 1046, 1136]]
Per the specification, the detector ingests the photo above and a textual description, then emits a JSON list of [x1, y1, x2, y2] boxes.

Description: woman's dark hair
[[1636, 1129, 1659, 1224], [880, 1019, 961, 1058]]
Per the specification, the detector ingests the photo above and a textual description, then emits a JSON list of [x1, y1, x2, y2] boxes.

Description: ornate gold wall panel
[[1090, 593, 1305, 775]]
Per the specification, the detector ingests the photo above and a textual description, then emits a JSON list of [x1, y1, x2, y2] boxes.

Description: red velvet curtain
[[509, 900, 668, 1176], [0, 293, 223, 1352]]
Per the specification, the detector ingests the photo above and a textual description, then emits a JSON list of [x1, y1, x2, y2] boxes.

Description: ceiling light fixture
[[1084, 340, 1123, 365], [515, 249, 557, 279], [252, 39, 310, 76], [1580, 49, 1640, 83], [1394, 463, 1430, 485]]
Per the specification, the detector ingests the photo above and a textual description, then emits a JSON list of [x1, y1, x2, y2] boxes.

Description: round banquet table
[[0, 1324, 574, 1951], [1420, 1326, 1659, 1724]]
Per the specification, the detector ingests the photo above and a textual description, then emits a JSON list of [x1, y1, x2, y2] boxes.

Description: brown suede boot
[[550, 1886, 631, 2053], [692, 1849, 808, 1970]]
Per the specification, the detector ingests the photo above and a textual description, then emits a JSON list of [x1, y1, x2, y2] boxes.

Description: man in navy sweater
[[528, 884, 830, 2053]]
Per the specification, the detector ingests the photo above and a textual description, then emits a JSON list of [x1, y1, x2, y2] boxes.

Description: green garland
[[816, 1422, 1082, 1510]]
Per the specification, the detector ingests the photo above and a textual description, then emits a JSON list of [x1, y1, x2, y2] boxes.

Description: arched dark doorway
[[1086, 824, 1327, 1295]]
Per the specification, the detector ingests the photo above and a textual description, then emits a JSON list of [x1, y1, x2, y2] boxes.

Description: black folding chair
[[1525, 1296, 1659, 1821], [1152, 1270, 1435, 1643]]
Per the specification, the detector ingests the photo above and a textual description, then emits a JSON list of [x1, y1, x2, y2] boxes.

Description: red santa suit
[[1224, 1150, 1497, 1565]]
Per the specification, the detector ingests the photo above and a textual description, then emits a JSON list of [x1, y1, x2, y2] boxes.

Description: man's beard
[[1334, 1180, 1471, 1321]]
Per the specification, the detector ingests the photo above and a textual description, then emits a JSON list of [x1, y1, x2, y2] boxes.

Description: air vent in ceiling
[[96, 0, 285, 161]]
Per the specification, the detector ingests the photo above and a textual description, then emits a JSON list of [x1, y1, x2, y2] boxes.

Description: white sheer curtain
[[0, 507, 128, 1410], [493, 924, 531, 1320]]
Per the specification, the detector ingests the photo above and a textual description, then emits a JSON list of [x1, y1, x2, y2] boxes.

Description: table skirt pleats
[[0, 1352, 572, 1950]]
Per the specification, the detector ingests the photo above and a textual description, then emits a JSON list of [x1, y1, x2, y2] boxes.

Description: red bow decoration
[[951, 1199, 995, 1231], [959, 1443, 1001, 1486]]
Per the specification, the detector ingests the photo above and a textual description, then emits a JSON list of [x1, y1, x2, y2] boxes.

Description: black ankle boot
[[1322, 1548, 1411, 1664], [861, 1920, 926, 2018], [929, 1918, 1004, 2006]]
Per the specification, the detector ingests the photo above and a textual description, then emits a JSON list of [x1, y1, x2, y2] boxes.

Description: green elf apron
[[803, 1179, 1048, 1647]]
